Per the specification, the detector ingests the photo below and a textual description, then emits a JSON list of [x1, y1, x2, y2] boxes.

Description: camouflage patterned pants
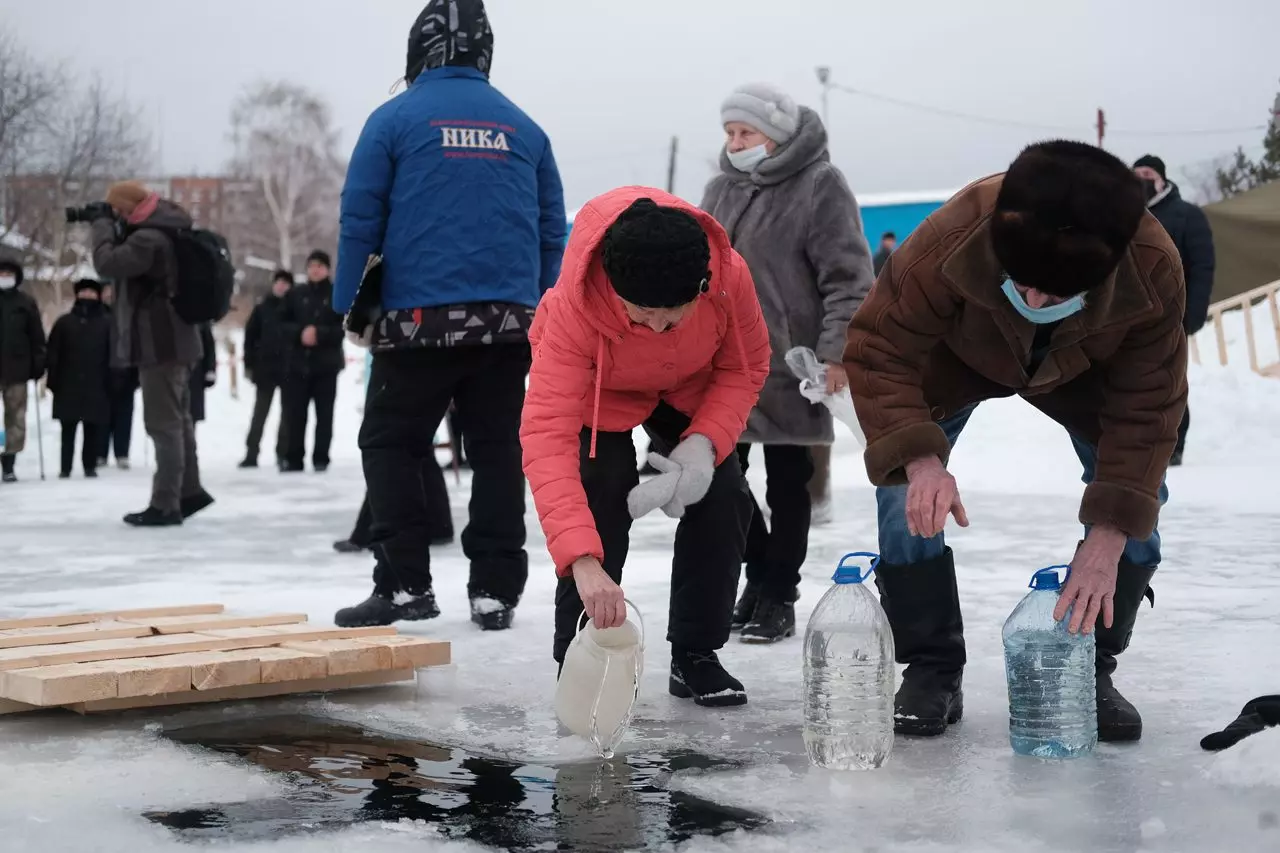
[[2, 383, 28, 454]]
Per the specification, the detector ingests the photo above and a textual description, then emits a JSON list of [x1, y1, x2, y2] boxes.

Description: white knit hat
[[720, 83, 800, 144]]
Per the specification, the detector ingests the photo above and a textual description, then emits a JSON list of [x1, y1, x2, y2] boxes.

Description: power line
[[828, 82, 1264, 139]]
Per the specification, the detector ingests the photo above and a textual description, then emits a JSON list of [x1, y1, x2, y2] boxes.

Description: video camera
[[64, 202, 115, 224]]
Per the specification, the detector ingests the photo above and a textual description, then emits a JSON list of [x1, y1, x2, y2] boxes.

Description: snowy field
[[1, 329, 1279, 852]]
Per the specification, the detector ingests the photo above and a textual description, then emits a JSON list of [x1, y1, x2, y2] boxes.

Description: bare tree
[[226, 81, 343, 273], [0, 27, 62, 239], [1179, 155, 1232, 205]]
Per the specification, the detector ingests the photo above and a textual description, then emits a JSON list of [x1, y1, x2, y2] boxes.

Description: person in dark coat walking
[[872, 231, 896, 277], [91, 180, 213, 526], [0, 257, 46, 483], [46, 279, 112, 478], [188, 323, 216, 425], [1133, 155, 1216, 466], [97, 284, 139, 470], [240, 270, 293, 468], [279, 251, 344, 473]]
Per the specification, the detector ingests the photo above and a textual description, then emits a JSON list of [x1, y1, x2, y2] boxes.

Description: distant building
[[857, 189, 960, 246]]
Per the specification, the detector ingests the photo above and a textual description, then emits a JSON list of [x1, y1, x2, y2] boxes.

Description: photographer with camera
[[84, 181, 214, 526]]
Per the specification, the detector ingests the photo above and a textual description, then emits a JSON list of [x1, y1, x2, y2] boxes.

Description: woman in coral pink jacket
[[521, 188, 770, 706]]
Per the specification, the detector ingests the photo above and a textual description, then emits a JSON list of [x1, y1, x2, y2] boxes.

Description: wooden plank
[[70, 668, 416, 714], [0, 697, 39, 715], [1269, 290, 1280, 357], [120, 613, 308, 635], [282, 639, 394, 676], [197, 624, 397, 643], [0, 604, 224, 632], [0, 621, 152, 650], [100, 656, 192, 699], [0, 625, 394, 672], [161, 651, 263, 691], [1243, 301, 1260, 373], [2, 663, 118, 706], [253, 647, 328, 683], [1188, 333, 1201, 366], [356, 636, 451, 669]]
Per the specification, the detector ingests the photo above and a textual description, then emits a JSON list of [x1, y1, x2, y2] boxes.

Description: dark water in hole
[[145, 715, 768, 851]]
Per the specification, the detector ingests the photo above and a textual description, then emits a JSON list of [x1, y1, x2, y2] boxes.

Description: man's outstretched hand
[[904, 456, 968, 538], [1055, 526, 1126, 634]]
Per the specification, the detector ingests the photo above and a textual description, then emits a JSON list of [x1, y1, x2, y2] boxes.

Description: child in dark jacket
[[46, 279, 112, 478]]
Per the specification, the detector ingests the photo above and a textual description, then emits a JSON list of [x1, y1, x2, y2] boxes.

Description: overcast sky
[[6, 0, 1278, 208]]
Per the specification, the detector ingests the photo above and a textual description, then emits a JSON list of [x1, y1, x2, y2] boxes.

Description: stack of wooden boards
[[0, 604, 450, 715]]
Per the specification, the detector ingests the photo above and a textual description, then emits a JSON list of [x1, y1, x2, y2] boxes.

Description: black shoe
[[279, 462, 305, 473], [730, 582, 759, 632], [1, 453, 15, 482], [874, 548, 967, 736], [123, 507, 183, 527], [238, 457, 258, 469], [334, 590, 441, 628], [1, 472, 15, 483], [470, 597, 515, 631], [893, 672, 965, 736], [59, 471, 71, 479], [739, 593, 797, 644], [96, 457, 109, 468], [333, 539, 366, 554], [1169, 451, 1183, 467], [669, 647, 747, 707], [1096, 561, 1156, 742], [314, 463, 329, 473], [180, 490, 215, 519], [85, 469, 98, 479]]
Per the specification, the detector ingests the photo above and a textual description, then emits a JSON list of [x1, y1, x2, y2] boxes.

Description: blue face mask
[[1000, 279, 1086, 325]]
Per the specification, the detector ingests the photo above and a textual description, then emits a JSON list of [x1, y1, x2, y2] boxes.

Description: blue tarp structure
[[857, 190, 958, 245]]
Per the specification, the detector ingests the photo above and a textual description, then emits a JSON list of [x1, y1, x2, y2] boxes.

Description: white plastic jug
[[554, 600, 645, 757]]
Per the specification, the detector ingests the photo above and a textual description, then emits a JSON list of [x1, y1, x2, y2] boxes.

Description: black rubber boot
[[739, 591, 797, 644], [335, 590, 441, 628], [123, 506, 183, 527], [730, 581, 759, 632], [1, 453, 15, 483], [470, 596, 515, 631], [1095, 561, 1156, 743], [180, 490, 215, 519], [669, 647, 748, 707], [875, 548, 966, 736]]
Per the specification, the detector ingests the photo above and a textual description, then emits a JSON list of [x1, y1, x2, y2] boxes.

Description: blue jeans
[[875, 405, 1166, 567]]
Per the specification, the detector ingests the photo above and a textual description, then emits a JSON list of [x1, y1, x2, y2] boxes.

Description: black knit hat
[[272, 269, 294, 285], [74, 278, 103, 296], [306, 250, 331, 269], [0, 258, 22, 286], [602, 199, 711, 309], [992, 140, 1147, 298], [1133, 154, 1167, 180], [406, 0, 494, 84]]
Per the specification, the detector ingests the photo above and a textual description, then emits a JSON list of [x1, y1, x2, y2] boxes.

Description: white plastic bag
[[785, 346, 865, 447]]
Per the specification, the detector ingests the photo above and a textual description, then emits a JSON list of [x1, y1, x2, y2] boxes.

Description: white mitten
[[648, 434, 715, 519], [626, 464, 681, 519]]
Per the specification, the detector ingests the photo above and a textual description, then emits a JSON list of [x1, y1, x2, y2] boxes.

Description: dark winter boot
[[739, 590, 797, 644], [180, 490, 215, 519], [730, 581, 759, 632], [334, 590, 441, 628], [470, 596, 515, 631], [1, 453, 15, 483], [669, 647, 748, 707], [875, 548, 967, 736], [1095, 561, 1156, 743], [238, 457, 258, 469], [123, 507, 183, 527]]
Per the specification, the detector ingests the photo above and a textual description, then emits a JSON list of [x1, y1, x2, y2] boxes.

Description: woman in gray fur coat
[[701, 82, 875, 643]]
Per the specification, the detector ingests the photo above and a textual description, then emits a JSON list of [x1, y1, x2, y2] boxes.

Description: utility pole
[[666, 136, 679, 194], [816, 66, 832, 126], [1096, 108, 1106, 148]]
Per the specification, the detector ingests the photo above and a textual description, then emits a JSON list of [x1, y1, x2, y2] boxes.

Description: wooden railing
[[1190, 278, 1280, 377]]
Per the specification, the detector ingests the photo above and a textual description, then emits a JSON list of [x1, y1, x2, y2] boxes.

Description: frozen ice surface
[[1, 356, 1279, 852]]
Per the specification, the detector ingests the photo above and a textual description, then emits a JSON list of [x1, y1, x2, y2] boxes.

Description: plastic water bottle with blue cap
[[1003, 566, 1098, 758], [803, 552, 895, 769]]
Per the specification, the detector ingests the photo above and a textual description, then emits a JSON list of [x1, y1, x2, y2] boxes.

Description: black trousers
[[282, 371, 339, 468], [245, 379, 287, 463], [60, 420, 102, 475], [348, 480, 453, 549], [98, 385, 135, 461], [737, 443, 814, 597], [360, 345, 530, 603], [552, 403, 752, 663], [1175, 405, 1191, 457]]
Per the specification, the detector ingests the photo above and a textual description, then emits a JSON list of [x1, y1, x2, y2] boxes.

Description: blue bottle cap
[[833, 552, 880, 584], [1029, 566, 1070, 591]]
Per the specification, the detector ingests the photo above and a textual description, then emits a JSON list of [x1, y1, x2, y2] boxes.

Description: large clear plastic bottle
[[803, 552, 895, 770], [1003, 566, 1097, 759]]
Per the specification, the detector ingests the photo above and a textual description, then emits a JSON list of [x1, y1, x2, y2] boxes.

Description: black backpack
[[143, 225, 235, 324]]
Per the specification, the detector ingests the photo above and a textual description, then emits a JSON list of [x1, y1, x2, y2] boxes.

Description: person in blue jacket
[[333, 0, 567, 632]]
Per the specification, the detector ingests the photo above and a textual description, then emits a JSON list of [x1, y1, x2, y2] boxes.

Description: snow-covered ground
[[1, 347, 1279, 852]]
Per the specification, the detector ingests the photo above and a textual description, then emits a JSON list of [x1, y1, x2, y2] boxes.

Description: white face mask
[[727, 144, 769, 173], [0, 276, 16, 291]]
